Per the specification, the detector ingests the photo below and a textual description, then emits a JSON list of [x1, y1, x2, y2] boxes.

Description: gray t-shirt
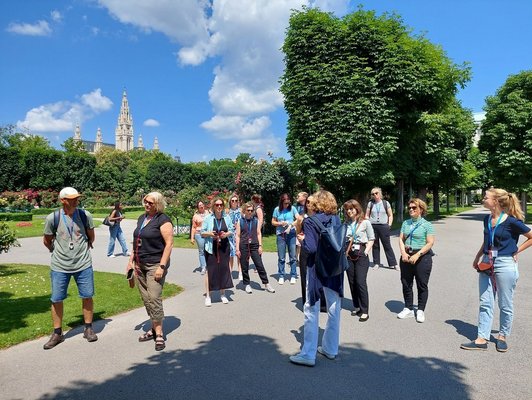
[[367, 200, 390, 225], [44, 209, 94, 272]]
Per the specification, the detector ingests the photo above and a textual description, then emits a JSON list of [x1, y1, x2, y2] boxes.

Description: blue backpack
[[308, 215, 348, 278]]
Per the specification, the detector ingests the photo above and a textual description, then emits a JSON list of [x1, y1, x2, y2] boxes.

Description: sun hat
[[59, 187, 81, 199]]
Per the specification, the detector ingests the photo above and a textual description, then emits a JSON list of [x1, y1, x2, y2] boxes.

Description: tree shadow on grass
[[0, 265, 26, 278], [37, 333, 471, 400], [0, 292, 51, 333]]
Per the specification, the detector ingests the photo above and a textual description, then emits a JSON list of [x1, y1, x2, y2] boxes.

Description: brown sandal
[[138, 329, 155, 342], [155, 335, 165, 351]]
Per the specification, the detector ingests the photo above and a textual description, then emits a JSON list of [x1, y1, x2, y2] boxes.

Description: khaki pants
[[136, 262, 166, 322]]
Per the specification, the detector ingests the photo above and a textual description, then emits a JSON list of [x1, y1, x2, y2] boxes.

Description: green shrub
[[0, 213, 33, 221], [0, 222, 20, 252]]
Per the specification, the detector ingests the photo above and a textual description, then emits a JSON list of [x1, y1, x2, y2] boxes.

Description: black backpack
[[51, 209, 89, 239], [308, 215, 348, 278]]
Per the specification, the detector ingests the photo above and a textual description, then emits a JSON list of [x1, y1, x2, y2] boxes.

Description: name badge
[[248, 238, 252, 244], [490, 249, 498, 258], [354, 244, 360, 250]]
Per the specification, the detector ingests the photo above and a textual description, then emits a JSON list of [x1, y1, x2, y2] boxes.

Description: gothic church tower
[[115, 90, 134, 151]]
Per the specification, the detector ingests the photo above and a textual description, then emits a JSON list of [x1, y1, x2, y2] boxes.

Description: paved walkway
[[0, 208, 531, 400]]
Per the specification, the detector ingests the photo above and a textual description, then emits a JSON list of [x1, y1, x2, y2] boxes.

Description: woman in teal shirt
[[397, 198, 435, 323]]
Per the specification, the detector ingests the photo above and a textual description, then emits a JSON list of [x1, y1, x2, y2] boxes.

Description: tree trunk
[[521, 192, 527, 221], [433, 185, 440, 218], [397, 179, 404, 224], [446, 185, 450, 214]]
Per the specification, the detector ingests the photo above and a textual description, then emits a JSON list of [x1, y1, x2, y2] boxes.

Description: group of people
[[41, 186, 531, 360]]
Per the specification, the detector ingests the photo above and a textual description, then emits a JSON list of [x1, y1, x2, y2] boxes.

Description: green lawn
[[5, 216, 102, 239], [0, 264, 182, 349]]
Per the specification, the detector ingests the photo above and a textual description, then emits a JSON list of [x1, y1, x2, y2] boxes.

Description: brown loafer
[[83, 327, 98, 342], [43, 333, 65, 350]]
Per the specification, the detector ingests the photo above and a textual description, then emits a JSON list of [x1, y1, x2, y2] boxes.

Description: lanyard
[[350, 222, 359, 240], [407, 219, 423, 246], [247, 219, 253, 235], [61, 209, 77, 243], [215, 217, 223, 232], [487, 212, 504, 248]]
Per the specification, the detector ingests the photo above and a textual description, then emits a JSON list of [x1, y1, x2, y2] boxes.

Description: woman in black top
[[235, 202, 275, 294], [128, 192, 173, 351]]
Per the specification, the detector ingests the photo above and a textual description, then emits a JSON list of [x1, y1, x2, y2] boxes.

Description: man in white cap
[[42, 187, 97, 349]]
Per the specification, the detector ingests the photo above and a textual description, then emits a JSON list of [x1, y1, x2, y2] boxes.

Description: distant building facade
[[73, 90, 159, 154]]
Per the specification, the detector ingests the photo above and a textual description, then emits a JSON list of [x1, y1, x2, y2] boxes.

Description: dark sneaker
[[43, 333, 65, 350], [496, 339, 508, 353], [83, 327, 98, 342], [460, 341, 487, 351]]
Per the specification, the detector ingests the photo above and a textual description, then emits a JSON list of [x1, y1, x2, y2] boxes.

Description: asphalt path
[[0, 207, 531, 400]]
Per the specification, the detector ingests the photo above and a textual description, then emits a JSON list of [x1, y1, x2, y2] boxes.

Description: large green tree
[[478, 70, 532, 210], [281, 7, 470, 203]]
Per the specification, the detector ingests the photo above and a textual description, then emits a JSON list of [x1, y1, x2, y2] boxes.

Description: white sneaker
[[238, 272, 243, 281], [397, 308, 415, 319], [221, 295, 229, 304], [200, 268, 206, 275], [416, 310, 425, 323], [108, 254, 116, 258], [205, 296, 211, 307], [290, 277, 296, 285], [373, 264, 380, 269], [123, 252, 131, 256], [245, 285, 252, 294], [265, 284, 276, 293], [278, 276, 284, 285]]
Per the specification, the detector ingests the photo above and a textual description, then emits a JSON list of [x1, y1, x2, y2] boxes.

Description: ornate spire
[[74, 124, 81, 141], [115, 90, 134, 151], [153, 136, 159, 151], [137, 134, 144, 150], [95, 127, 103, 152]]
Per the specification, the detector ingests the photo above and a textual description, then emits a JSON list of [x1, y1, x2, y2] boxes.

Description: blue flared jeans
[[107, 224, 128, 256], [477, 256, 519, 340], [194, 233, 207, 269], [276, 231, 297, 278]]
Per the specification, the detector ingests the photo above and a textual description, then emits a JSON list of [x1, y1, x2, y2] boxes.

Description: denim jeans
[[194, 233, 207, 269], [276, 231, 297, 278], [50, 266, 94, 302], [298, 286, 341, 361], [107, 224, 128, 256], [478, 256, 519, 339]]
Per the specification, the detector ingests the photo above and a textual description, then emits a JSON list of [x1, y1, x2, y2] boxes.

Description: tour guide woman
[[128, 192, 173, 351], [461, 188, 532, 352], [397, 198, 435, 323], [289, 190, 343, 367], [201, 197, 235, 306]]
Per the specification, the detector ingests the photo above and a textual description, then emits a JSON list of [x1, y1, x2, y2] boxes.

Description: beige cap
[[59, 187, 81, 199]]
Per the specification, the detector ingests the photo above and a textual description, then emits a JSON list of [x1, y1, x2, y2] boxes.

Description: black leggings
[[346, 255, 370, 314]]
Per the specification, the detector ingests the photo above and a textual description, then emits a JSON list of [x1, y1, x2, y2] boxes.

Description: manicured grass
[[5, 216, 102, 239], [0, 264, 182, 349], [91, 210, 145, 220], [173, 234, 278, 253], [527, 205, 532, 224]]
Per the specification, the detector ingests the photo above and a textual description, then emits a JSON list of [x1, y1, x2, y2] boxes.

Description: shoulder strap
[[309, 215, 326, 232], [78, 209, 89, 232], [240, 218, 245, 230], [52, 210, 60, 236], [383, 200, 389, 212]]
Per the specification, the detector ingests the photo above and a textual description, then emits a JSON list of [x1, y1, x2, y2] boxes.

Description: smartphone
[[126, 268, 134, 280]]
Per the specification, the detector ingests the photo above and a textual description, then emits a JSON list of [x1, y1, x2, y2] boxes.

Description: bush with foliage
[[0, 222, 20, 253]]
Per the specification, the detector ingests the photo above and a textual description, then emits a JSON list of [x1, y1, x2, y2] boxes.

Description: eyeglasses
[[408, 206, 418, 210], [371, 192, 379, 196], [231, 199, 238, 202], [144, 200, 154, 206], [246, 209, 253, 212], [214, 203, 223, 207]]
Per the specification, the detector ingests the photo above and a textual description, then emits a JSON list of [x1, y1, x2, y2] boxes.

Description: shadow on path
[[38, 334, 471, 400]]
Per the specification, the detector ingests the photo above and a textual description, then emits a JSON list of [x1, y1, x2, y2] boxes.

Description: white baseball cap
[[59, 187, 81, 199]]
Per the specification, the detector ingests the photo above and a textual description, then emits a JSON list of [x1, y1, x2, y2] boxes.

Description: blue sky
[[1, 1, 531, 162]]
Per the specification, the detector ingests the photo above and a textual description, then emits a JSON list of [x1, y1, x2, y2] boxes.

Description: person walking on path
[[289, 190, 344, 367], [106, 201, 130, 257], [228, 194, 243, 280], [365, 187, 397, 269], [190, 201, 209, 275], [129, 192, 173, 351], [461, 188, 532, 352], [201, 197, 235, 306], [397, 198, 435, 323], [235, 202, 275, 294], [42, 187, 97, 349]]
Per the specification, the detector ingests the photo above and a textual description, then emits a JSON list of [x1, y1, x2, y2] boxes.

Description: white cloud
[[98, 0, 347, 154], [144, 118, 160, 127], [16, 89, 113, 133], [473, 112, 486, 123], [233, 135, 280, 155], [6, 20, 52, 36], [50, 10, 62, 22]]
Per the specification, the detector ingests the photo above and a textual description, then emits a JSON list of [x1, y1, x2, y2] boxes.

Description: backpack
[[308, 215, 348, 278], [52, 209, 89, 238], [369, 200, 389, 216]]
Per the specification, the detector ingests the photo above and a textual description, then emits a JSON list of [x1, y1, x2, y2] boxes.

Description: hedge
[[0, 212, 33, 221]]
